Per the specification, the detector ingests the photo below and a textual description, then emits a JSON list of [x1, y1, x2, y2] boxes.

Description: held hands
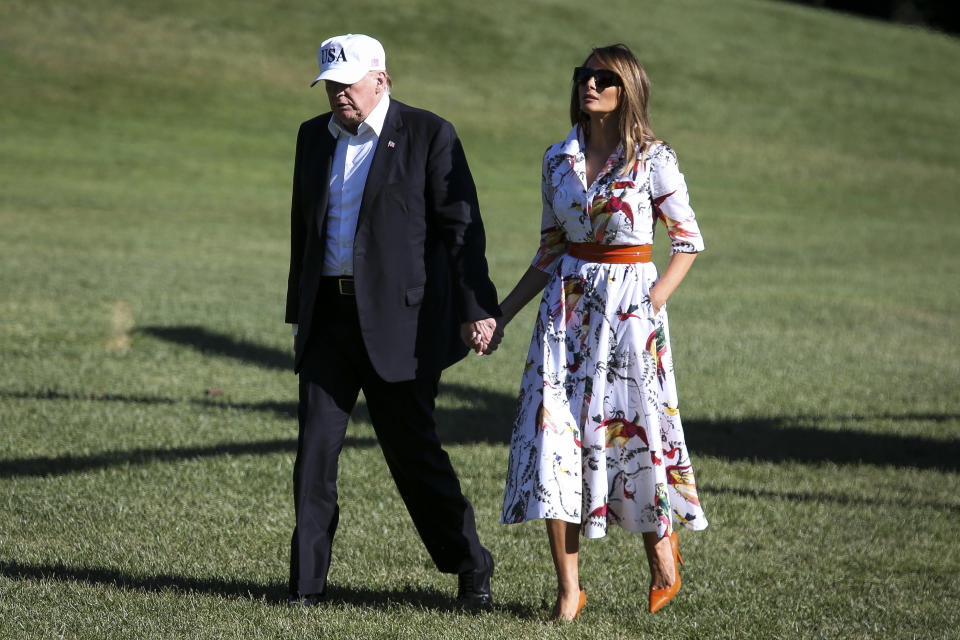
[[483, 317, 506, 355], [460, 317, 505, 355]]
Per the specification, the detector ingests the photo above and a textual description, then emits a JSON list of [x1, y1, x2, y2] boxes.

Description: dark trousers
[[289, 283, 485, 596]]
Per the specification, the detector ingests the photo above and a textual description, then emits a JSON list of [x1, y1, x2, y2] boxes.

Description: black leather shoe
[[287, 592, 327, 607], [457, 546, 494, 609]]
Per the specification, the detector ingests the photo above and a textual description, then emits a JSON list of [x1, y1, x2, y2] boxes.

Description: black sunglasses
[[572, 66, 622, 91]]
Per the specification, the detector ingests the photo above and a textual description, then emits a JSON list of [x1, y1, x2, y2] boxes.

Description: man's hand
[[460, 318, 497, 355]]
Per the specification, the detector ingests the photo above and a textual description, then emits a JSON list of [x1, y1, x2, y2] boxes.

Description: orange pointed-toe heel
[[649, 533, 682, 613], [648, 571, 680, 613], [574, 588, 587, 619], [551, 587, 587, 621], [670, 530, 685, 566]]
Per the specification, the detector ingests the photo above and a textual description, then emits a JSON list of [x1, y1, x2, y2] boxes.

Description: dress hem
[[498, 514, 709, 537]]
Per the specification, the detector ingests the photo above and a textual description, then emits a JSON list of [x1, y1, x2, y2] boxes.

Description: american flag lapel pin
[[387, 140, 396, 148]]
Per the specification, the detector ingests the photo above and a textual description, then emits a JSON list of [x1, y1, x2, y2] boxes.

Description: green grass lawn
[[2, 0, 958, 638]]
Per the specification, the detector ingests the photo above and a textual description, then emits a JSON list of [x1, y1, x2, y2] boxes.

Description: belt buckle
[[338, 278, 355, 296]]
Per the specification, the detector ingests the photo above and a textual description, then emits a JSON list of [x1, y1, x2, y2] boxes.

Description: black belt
[[321, 276, 355, 296]]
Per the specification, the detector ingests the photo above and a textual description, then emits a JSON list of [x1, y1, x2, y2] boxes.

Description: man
[[284, 33, 499, 607]]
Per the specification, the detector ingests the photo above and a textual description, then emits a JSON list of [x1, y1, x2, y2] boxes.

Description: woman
[[496, 44, 708, 620]]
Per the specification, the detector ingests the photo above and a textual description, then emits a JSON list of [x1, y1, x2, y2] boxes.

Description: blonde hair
[[569, 43, 659, 175]]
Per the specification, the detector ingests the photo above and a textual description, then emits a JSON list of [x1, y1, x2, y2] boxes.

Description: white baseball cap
[[310, 34, 386, 87]]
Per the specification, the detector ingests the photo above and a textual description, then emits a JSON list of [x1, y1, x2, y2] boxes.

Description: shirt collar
[[327, 94, 391, 139]]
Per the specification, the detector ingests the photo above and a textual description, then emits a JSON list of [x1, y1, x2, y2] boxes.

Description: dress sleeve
[[649, 144, 704, 254], [531, 148, 568, 272]]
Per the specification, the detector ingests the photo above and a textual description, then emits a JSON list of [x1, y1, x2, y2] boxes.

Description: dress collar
[[559, 124, 631, 167], [558, 124, 584, 157]]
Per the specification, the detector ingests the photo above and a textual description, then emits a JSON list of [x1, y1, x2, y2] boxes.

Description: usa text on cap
[[311, 34, 386, 87]]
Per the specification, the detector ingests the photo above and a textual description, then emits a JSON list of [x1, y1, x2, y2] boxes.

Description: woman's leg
[[546, 519, 582, 619], [642, 531, 677, 589]]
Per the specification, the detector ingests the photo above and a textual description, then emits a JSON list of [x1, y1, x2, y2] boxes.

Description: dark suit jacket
[[285, 99, 499, 382]]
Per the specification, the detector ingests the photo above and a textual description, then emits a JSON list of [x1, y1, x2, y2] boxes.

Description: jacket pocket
[[405, 285, 425, 306]]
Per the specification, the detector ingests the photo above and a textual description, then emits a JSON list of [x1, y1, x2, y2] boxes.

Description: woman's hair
[[569, 43, 659, 173]]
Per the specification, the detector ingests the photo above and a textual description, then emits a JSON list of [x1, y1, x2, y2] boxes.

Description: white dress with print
[[500, 126, 708, 539]]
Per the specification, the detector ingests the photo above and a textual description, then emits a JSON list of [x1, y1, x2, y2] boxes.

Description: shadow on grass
[[139, 326, 293, 371], [2, 386, 959, 477], [0, 559, 538, 617], [136, 323, 960, 460], [0, 384, 511, 478], [705, 483, 958, 512], [684, 415, 960, 472], [0, 559, 284, 601], [0, 379, 515, 449], [4, 325, 959, 475], [0, 437, 302, 479], [139, 324, 517, 441]]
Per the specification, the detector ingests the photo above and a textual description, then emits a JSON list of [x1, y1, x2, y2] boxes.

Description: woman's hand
[[482, 316, 507, 355], [649, 287, 667, 315], [649, 252, 698, 316]]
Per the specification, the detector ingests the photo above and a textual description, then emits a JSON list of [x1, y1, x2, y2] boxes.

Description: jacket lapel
[[357, 101, 403, 227], [307, 121, 337, 230]]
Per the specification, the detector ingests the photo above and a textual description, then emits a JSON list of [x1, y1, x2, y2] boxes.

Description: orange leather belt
[[567, 242, 653, 263]]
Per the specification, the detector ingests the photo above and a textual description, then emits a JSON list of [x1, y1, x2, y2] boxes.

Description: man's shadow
[[139, 325, 517, 444]]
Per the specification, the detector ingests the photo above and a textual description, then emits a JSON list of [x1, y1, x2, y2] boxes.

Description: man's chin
[[334, 109, 361, 128]]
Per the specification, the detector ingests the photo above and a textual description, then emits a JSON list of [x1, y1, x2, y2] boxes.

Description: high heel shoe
[[574, 588, 587, 619], [670, 530, 684, 566], [649, 532, 682, 613], [550, 587, 587, 621]]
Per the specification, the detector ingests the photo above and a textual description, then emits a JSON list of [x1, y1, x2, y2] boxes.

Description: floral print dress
[[500, 126, 708, 539]]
